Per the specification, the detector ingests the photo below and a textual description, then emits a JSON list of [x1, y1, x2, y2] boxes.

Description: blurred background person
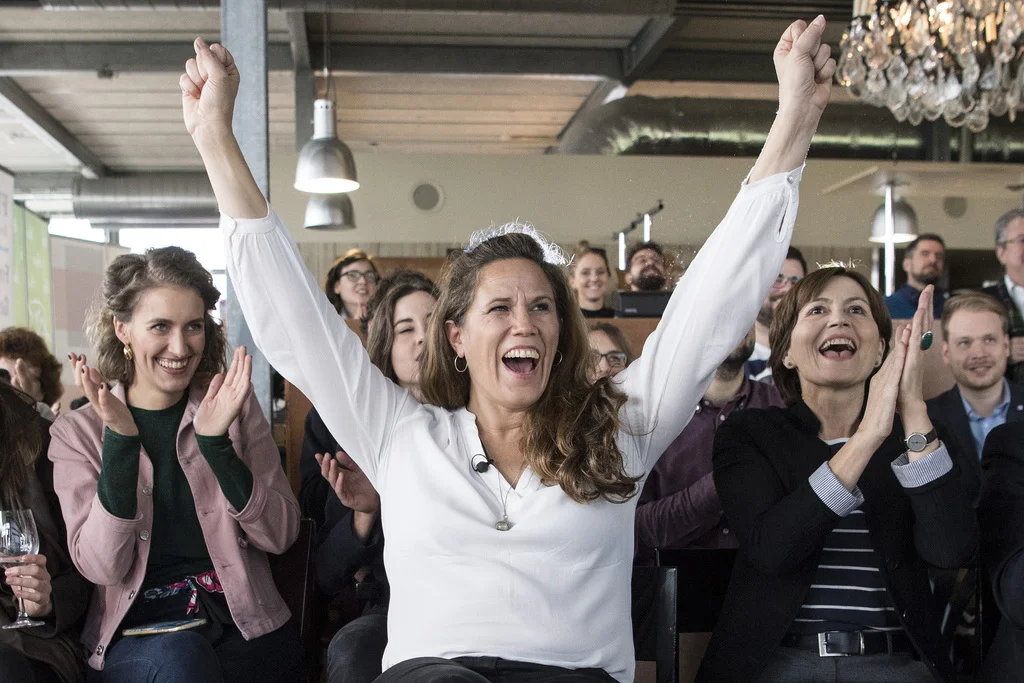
[[749, 247, 806, 381], [325, 249, 380, 320], [884, 234, 947, 320], [587, 322, 634, 382], [569, 242, 614, 318], [0, 327, 64, 419]]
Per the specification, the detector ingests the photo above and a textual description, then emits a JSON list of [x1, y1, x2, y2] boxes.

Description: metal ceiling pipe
[[557, 96, 1024, 162], [71, 173, 217, 222], [38, 0, 673, 14]]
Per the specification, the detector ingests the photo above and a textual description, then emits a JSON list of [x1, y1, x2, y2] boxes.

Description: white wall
[[269, 148, 1008, 252]]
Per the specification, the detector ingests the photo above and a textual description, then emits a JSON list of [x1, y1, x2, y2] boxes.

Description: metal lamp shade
[[294, 99, 359, 194], [869, 197, 918, 244], [304, 193, 355, 230]]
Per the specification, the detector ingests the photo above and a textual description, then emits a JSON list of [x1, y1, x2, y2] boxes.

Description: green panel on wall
[[11, 204, 54, 349]]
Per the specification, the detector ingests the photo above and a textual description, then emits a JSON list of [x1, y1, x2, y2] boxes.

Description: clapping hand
[[897, 285, 934, 411], [315, 451, 380, 515], [69, 353, 138, 437], [194, 347, 252, 437], [774, 15, 837, 117], [9, 359, 43, 403], [4, 555, 52, 618], [180, 37, 239, 140], [859, 326, 911, 448]]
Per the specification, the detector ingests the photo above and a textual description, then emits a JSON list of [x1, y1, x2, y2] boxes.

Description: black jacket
[[982, 282, 1024, 384], [978, 422, 1024, 682], [927, 382, 1024, 503], [302, 408, 388, 608], [696, 401, 977, 683]]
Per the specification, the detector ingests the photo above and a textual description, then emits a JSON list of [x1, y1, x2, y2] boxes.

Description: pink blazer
[[47, 383, 300, 670]]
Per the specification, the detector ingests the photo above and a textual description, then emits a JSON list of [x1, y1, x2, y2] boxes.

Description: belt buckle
[[816, 631, 864, 657]]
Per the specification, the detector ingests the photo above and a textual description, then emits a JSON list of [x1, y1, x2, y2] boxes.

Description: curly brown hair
[[87, 246, 227, 389], [324, 249, 379, 315], [419, 233, 639, 504], [0, 327, 63, 405], [0, 381, 45, 508], [361, 269, 438, 384], [769, 266, 892, 405]]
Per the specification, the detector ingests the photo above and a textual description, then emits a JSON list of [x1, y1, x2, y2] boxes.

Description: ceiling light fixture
[[837, 0, 1024, 132], [304, 192, 356, 230], [294, 7, 358, 194]]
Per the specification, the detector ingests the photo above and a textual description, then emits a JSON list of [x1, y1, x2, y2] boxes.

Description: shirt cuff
[[890, 442, 953, 488], [809, 461, 864, 517], [741, 163, 805, 189]]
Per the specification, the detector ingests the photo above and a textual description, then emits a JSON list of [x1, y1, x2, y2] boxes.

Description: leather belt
[[781, 630, 914, 657]]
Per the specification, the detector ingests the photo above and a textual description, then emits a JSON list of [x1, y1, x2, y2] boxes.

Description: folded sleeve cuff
[[891, 442, 953, 488], [809, 461, 864, 517], [741, 163, 805, 189], [219, 199, 273, 235]]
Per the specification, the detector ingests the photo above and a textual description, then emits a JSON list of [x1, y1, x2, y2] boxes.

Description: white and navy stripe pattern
[[789, 508, 900, 633]]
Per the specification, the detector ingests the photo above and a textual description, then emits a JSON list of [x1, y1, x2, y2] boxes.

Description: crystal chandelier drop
[[837, 0, 1024, 132]]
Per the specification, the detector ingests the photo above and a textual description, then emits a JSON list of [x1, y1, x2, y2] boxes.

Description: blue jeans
[[89, 624, 304, 683], [326, 611, 388, 683]]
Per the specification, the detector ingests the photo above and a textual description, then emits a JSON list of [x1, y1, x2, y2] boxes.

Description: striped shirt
[[791, 439, 901, 635]]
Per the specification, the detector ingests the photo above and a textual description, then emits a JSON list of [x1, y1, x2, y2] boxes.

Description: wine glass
[[0, 510, 45, 629]]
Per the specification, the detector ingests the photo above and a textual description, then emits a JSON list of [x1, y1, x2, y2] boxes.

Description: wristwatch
[[905, 428, 938, 453]]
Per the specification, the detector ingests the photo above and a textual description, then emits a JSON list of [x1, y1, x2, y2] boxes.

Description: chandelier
[[837, 1, 1024, 132]]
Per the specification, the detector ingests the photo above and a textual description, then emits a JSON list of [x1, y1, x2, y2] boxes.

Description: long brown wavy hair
[[0, 382, 45, 509], [87, 246, 228, 389], [0, 327, 64, 405], [419, 233, 638, 503], [361, 269, 438, 384]]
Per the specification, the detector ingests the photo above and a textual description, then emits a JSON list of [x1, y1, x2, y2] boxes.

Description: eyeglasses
[[341, 270, 379, 284], [772, 274, 803, 288], [999, 235, 1024, 248], [591, 350, 628, 369]]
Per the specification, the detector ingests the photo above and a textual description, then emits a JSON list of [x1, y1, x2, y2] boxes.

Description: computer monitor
[[614, 290, 672, 318]]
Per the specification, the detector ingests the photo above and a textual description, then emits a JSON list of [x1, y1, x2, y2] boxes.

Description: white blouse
[[220, 166, 802, 682]]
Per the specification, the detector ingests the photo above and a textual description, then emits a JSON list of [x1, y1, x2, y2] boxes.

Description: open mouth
[[819, 337, 857, 360], [157, 357, 191, 374], [502, 348, 539, 375]]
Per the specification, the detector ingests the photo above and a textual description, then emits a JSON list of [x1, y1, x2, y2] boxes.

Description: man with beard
[[749, 247, 806, 379], [624, 241, 668, 292], [927, 293, 1024, 503], [634, 327, 784, 561], [884, 233, 947, 319]]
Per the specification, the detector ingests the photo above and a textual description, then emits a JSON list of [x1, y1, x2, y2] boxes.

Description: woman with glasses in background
[[570, 243, 615, 319], [325, 249, 380, 320], [587, 322, 634, 382]]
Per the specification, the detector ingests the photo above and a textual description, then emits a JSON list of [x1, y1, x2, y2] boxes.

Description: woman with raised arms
[[180, 15, 836, 683]]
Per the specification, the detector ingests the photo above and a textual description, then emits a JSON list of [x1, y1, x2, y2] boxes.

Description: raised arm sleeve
[[221, 205, 416, 489], [617, 168, 800, 472]]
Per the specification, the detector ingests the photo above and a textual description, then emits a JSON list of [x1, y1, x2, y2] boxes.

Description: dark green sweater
[[97, 394, 254, 589]]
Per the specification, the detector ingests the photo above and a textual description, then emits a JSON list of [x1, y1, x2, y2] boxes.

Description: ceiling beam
[[39, 0, 675, 14], [317, 43, 622, 79], [644, 49, 779, 83], [0, 42, 293, 76], [286, 11, 315, 149], [0, 78, 106, 178], [622, 17, 684, 85]]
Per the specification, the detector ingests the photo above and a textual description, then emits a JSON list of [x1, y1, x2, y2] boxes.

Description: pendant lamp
[[304, 192, 355, 230], [294, 10, 358, 194]]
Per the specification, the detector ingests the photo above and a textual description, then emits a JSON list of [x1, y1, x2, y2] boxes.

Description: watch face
[[907, 433, 927, 451]]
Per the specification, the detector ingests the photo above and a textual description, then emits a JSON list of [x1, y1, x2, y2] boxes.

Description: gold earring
[[123, 344, 134, 362]]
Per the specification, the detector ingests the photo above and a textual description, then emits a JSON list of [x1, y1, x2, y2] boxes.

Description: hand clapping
[[194, 346, 252, 437], [69, 353, 139, 437]]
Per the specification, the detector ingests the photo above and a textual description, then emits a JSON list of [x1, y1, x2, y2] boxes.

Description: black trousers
[[374, 657, 616, 683], [0, 642, 62, 683]]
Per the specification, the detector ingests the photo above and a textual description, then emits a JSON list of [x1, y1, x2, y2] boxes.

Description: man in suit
[[927, 293, 1024, 503], [978, 421, 1024, 681], [982, 208, 1024, 383]]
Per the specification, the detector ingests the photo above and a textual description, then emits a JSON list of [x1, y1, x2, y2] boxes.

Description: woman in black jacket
[[0, 381, 90, 683], [698, 266, 977, 683], [304, 269, 437, 683]]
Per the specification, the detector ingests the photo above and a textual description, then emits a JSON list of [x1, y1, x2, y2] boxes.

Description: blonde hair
[[418, 230, 639, 503], [941, 293, 1009, 339]]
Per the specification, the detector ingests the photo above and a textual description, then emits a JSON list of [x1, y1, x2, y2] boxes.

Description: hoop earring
[[454, 356, 468, 373], [554, 350, 563, 366], [123, 344, 134, 362]]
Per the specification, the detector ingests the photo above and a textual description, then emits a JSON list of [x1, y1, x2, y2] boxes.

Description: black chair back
[[632, 565, 679, 683], [655, 548, 737, 633], [269, 518, 318, 682]]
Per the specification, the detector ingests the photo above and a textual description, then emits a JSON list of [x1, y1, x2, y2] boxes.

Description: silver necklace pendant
[[496, 518, 511, 531]]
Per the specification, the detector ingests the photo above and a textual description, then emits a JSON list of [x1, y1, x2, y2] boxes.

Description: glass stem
[[16, 595, 28, 619]]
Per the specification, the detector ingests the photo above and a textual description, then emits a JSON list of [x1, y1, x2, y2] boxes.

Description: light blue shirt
[[961, 380, 1011, 459]]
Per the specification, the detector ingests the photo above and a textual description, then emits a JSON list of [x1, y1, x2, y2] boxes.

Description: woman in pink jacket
[[48, 246, 302, 683]]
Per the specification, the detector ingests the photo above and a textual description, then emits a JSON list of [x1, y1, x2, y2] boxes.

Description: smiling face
[[587, 329, 627, 381], [389, 290, 435, 399], [446, 258, 561, 415], [334, 259, 378, 316], [114, 285, 206, 405], [626, 248, 667, 292], [943, 309, 1009, 392], [784, 276, 886, 394], [997, 217, 1024, 286], [571, 252, 610, 309]]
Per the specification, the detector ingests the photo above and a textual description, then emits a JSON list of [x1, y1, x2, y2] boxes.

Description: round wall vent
[[943, 196, 967, 218], [411, 182, 444, 212]]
